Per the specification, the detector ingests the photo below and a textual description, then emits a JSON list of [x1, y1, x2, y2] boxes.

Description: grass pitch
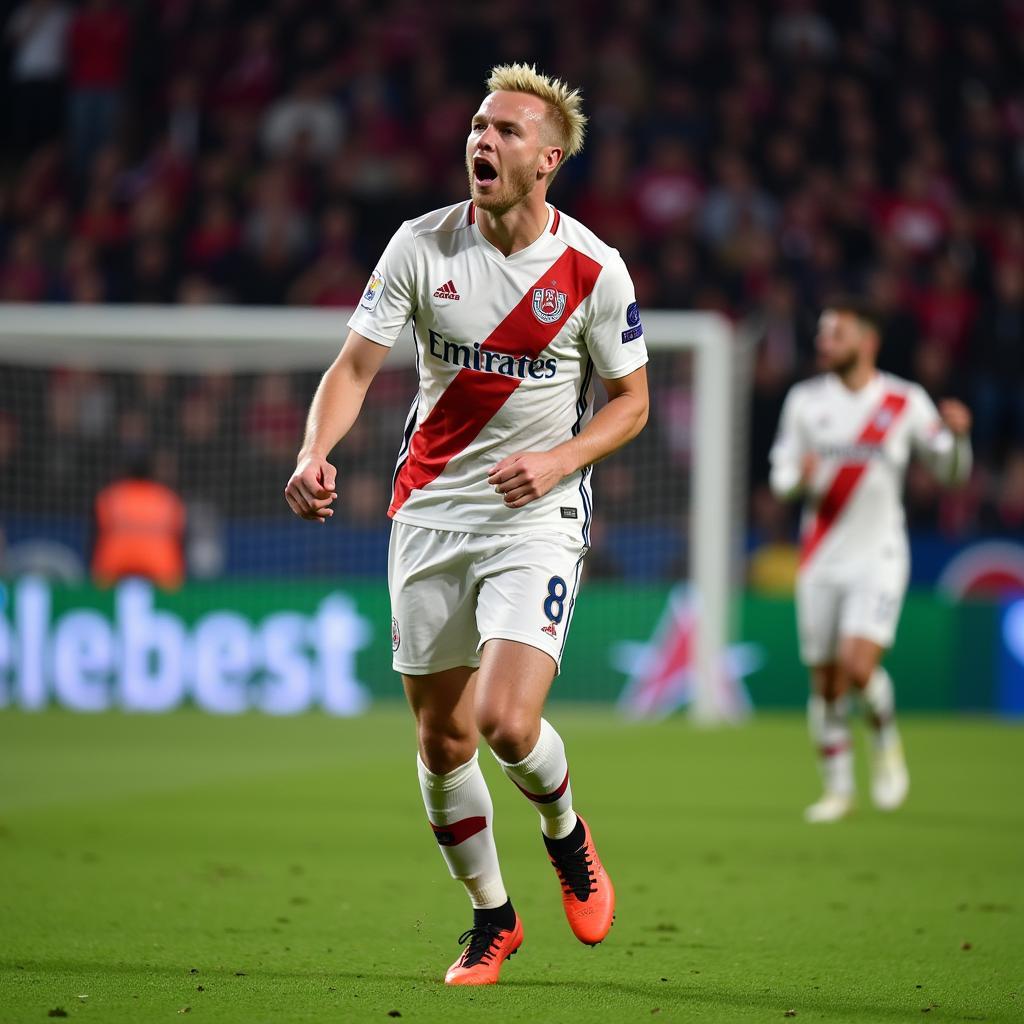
[[1, 707, 1021, 1024]]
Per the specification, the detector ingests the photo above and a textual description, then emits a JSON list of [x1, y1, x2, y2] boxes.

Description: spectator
[[633, 137, 704, 238], [262, 72, 345, 164], [211, 15, 279, 117], [700, 151, 778, 252], [164, 73, 205, 160], [185, 194, 241, 282], [66, 0, 131, 176], [5, 0, 71, 154], [911, 257, 979, 364], [0, 228, 47, 301], [874, 161, 948, 259], [972, 263, 1024, 459], [991, 450, 1024, 533]]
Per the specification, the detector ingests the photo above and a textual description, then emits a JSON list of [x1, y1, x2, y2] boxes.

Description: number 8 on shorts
[[544, 576, 567, 624]]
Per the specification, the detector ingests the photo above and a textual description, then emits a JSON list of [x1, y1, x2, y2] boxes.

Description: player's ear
[[540, 146, 563, 176]]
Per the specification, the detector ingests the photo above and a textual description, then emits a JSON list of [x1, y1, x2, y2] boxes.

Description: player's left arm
[[911, 386, 973, 487], [488, 367, 649, 509]]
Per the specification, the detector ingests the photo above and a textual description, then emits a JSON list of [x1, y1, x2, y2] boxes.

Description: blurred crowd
[[1, 0, 1023, 557]]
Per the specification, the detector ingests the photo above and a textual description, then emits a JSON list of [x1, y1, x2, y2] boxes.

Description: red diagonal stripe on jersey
[[430, 815, 486, 847], [800, 391, 909, 566], [389, 246, 602, 515]]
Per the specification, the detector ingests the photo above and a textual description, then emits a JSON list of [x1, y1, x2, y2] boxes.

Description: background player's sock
[[495, 718, 577, 839], [807, 694, 853, 796], [862, 667, 898, 746], [417, 751, 508, 909]]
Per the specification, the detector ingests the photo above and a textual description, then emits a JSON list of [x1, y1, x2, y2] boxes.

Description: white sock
[[807, 694, 854, 797], [862, 667, 898, 747], [495, 718, 577, 839], [417, 751, 507, 909]]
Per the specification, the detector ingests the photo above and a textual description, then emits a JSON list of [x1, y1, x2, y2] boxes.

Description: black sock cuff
[[473, 899, 516, 931], [543, 815, 585, 857]]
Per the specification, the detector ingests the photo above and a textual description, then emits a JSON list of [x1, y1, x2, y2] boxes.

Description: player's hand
[[939, 399, 972, 436], [488, 451, 569, 509], [800, 452, 820, 487], [284, 454, 338, 523]]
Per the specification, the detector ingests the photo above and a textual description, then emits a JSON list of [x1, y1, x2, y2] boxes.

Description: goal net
[[0, 305, 749, 720]]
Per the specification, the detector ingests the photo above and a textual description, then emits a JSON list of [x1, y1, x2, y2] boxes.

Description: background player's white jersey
[[769, 371, 971, 573], [348, 201, 648, 541]]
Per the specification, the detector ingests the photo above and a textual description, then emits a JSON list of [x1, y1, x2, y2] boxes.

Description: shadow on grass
[[4, 961, 1001, 1023]]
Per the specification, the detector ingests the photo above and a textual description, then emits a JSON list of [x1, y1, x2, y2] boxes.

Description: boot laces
[[551, 843, 597, 901], [455, 923, 504, 967]]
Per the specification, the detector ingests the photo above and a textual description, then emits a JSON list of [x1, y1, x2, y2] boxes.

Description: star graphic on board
[[613, 585, 762, 720]]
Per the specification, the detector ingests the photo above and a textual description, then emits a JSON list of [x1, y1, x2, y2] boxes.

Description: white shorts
[[795, 560, 909, 666], [387, 521, 588, 675]]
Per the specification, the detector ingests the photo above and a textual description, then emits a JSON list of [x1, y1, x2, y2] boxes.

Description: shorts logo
[[532, 287, 567, 324], [391, 616, 401, 651], [560, 507, 578, 519], [360, 271, 386, 311], [541, 621, 558, 638]]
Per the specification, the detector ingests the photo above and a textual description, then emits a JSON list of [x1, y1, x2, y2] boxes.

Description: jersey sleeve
[[346, 221, 418, 347], [769, 386, 808, 500], [908, 384, 972, 485], [582, 256, 649, 379]]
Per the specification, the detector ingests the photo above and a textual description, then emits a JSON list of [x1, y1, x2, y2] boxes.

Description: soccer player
[[284, 64, 648, 983], [769, 299, 971, 823]]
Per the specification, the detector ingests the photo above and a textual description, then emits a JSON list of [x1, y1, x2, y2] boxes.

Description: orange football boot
[[444, 915, 523, 986], [545, 816, 615, 946]]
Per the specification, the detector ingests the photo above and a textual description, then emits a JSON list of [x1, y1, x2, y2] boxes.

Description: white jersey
[[769, 371, 971, 573], [348, 201, 648, 541]]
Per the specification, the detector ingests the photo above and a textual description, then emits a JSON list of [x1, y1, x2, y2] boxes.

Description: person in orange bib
[[92, 458, 186, 590]]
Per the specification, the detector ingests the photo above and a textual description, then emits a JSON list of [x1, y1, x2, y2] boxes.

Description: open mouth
[[473, 157, 499, 185]]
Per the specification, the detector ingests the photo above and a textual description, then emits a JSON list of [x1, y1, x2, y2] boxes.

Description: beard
[[826, 349, 861, 376], [466, 155, 536, 215]]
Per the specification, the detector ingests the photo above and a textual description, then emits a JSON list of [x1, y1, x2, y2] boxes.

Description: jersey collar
[[469, 203, 560, 265], [829, 369, 882, 397]]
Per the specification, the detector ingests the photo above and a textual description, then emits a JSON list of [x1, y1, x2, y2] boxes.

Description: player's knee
[[417, 723, 477, 775], [839, 651, 873, 689], [476, 709, 537, 764]]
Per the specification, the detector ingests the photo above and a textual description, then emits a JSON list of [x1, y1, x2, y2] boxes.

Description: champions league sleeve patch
[[621, 301, 643, 343], [360, 271, 386, 311]]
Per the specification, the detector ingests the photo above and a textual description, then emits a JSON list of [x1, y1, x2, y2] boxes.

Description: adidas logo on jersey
[[433, 279, 461, 300]]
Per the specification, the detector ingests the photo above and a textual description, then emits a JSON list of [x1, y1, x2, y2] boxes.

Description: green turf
[[0, 708, 1021, 1024]]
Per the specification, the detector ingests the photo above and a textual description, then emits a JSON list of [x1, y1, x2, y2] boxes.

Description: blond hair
[[486, 63, 587, 174]]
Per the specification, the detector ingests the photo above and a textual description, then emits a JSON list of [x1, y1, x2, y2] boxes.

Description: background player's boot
[[806, 695, 854, 823], [804, 791, 854, 823], [444, 915, 523, 986], [543, 816, 615, 945], [871, 734, 909, 811]]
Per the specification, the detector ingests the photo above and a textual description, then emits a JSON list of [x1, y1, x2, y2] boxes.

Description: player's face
[[466, 91, 558, 214], [815, 311, 872, 374]]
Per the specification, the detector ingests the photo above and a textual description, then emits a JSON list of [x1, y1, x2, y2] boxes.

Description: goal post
[[0, 304, 750, 721]]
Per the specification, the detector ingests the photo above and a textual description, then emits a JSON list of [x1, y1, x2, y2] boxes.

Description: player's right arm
[[769, 385, 815, 501], [285, 331, 391, 522], [286, 220, 419, 522]]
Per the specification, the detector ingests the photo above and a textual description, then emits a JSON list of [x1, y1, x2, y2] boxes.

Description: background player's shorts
[[388, 521, 588, 675], [795, 560, 909, 665]]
